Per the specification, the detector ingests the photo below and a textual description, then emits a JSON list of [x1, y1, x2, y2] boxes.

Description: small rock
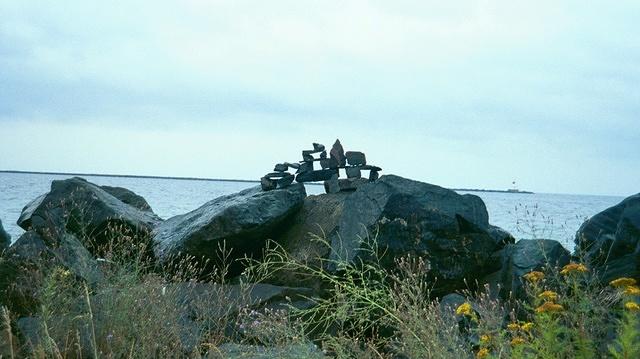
[[285, 162, 300, 169], [261, 177, 277, 191], [296, 169, 339, 183], [338, 178, 368, 192], [345, 151, 366, 166], [360, 165, 382, 171], [345, 167, 361, 179], [324, 175, 340, 194], [0, 219, 10, 252], [296, 162, 313, 173], [277, 174, 295, 188], [313, 143, 325, 152], [320, 158, 338, 169], [274, 163, 288, 172], [302, 153, 314, 161], [264, 172, 288, 179], [369, 170, 380, 181], [320, 151, 327, 159], [330, 139, 346, 167]]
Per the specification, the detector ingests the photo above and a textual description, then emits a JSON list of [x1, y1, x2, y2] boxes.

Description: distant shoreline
[[452, 188, 534, 194], [0, 170, 532, 192]]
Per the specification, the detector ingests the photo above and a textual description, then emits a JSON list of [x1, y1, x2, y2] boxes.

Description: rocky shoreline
[[1, 174, 638, 356]]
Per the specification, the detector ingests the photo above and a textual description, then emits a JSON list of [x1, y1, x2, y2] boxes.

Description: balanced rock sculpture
[[260, 139, 382, 193]]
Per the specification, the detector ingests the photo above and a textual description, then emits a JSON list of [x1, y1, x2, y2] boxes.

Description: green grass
[[1, 230, 639, 358]]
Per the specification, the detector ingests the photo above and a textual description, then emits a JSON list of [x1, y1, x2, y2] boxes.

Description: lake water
[[0, 172, 626, 251]]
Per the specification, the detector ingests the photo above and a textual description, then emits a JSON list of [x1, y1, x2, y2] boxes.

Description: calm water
[[0, 172, 626, 250]]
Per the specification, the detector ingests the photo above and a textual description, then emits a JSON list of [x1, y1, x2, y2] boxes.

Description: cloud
[[0, 0, 639, 195]]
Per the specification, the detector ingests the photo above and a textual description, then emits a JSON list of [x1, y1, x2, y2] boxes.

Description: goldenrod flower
[[535, 301, 564, 313], [560, 263, 588, 275], [624, 286, 640, 296], [520, 322, 534, 332], [538, 290, 559, 301], [523, 271, 544, 283], [456, 302, 473, 316], [511, 337, 526, 346], [480, 334, 491, 343], [507, 323, 520, 331], [610, 278, 637, 288], [624, 302, 640, 312], [476, 347, 490, 359]]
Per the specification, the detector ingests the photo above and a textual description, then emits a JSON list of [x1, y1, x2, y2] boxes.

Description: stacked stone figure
[[261, 139, 382, 193]]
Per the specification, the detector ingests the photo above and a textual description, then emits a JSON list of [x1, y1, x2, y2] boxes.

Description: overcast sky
[[1, 1, 638, 196]]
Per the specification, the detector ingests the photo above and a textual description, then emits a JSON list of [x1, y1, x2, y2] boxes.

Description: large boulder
[[275, 175, 508, 295], [100, 185, 154, 213], [17, 177, 162, 254], [153, 184, 307, 274], [575, 193, 640, 283], [484, 239, 570, 299], [0, 219, 10, 252], [0, 231, 102, 316]]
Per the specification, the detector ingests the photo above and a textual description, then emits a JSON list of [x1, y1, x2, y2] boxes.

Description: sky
[[0, 1, 638, 196]]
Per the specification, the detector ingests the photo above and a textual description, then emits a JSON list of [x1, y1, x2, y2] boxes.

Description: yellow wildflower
[[456, 302, 473, 316], [623, 286, 640, 296], [535, 301, 564, 313], [610, 278, 637, 288], [520, 322, 534, 332], [523, 271, 544, 283], [624, 302, 640, 312], [510, 337, 526, 346], [476, 348, 490, 359], [507, 323, 520, 331], [538, 290, 559, 301], [560, 263, 588, 275], [480, 334, 491, 343]]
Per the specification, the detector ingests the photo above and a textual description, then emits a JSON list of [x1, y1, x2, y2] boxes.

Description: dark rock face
[[329, 139, 346, 167], [0, 219, 10, 252], [296, 169, 338, 183], [345, 151, 366, 166], [486, 239, 570, 299], [575, 193, 640, 282], [17, 177, 161, 253], [100, 185, 154, 212], [153, 184, 307, 273], [0, 231, 102, 316], [276, 175, 505, 295]]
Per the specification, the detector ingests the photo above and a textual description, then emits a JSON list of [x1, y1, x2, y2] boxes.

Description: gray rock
[[320, 158, 338, 169], [329, 139, 346, 167], [100, 185, 154, 212], [285, 162, 300, 170], [338, 178, 368, 192], [0, 219, 10, 252], [313, 143, 325, 152], [17, 177, 162, 254], [264, 172, 288, 179], [276, 175, 503, 295], [153, 184, 306, 274], [324, 175, 340, 194], [486, 239, 570, 299], [296, 162, 313, 174], [296, 169, 339, 183], [320, 150, 327, 159], [261, 177, 277, 191], [274, 163, 288, 172], [345, 167, 361, 179], [277, 174, 295, 188], [574, 193, 640, 283], [0, 231, 102, 316], [302, 153, 314, 161], [345, 151, 366, 166], [369, 170, 379, 181], [360, 165, 382, 171]]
